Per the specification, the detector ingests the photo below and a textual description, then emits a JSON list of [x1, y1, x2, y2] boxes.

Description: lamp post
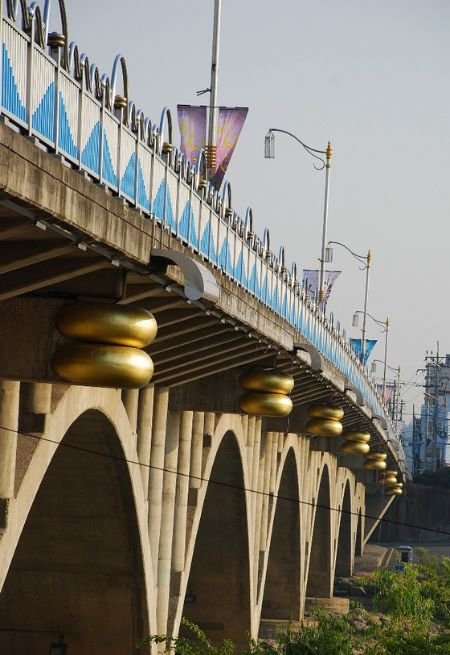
[[372, 358, 399, 426], [206, 0, 222, 180], [326, 241, 371, 362], [356, 313, 389, 392], [264, 129, 332, 306]]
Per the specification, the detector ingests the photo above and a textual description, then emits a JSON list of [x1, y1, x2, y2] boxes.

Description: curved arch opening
[[306, 466, 332, 598], [261, 450, 300, 622], [335, 483, 352, 577], [183, 431, 250, 649], [0, 410, 148, 655]]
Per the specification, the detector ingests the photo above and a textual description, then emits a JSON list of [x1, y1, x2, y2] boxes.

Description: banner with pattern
[[302, 269, 341, 304]]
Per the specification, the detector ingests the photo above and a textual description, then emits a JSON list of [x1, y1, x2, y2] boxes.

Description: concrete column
[[173, 411, 193, 572], [157, 410, 181, 634], [148, 386, 169, 579], [190, 411, 204, 489], [251, 418, 262, 522], [204, 412, 215, 438], [246, 416, 256, 483], [22, 382, 52, 414], [122, 389, 139, 435], [137, 386, 154, 496], [269, 432, 278, 493], [260, 432, 274, 551], [0, 381, 20, 498], [253, 432, 266, 586]]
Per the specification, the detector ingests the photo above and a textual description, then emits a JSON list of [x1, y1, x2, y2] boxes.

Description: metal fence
[[0, 5, 403, 456]]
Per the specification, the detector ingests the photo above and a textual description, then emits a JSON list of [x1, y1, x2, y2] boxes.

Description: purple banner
[[302, 269, 341, 304], [177, 105, 207, 168], [209, 107, 249, 189]]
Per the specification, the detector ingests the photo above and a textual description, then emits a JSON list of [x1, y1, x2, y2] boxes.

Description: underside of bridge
[[0, 410, 148, 655]]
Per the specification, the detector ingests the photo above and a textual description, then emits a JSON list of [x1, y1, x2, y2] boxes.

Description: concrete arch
[[335, 480, 353, 577], [0, 386, 156, 644], [306, 463, 332, 598], [261, 447, 301, 623], [180, 425, 252, 649]]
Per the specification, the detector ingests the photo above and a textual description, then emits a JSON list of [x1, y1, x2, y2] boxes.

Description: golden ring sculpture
[[52, 343, 154, 388], [365, 452, 387, 461], [305, 418, 343, 437], [307, 404, 344, 421], [364, 460, 387, 471], [385, 487, 402, 496], [239, 392, 293, 417], [378, 475, 398, 486], [239, 369, 294, 395], [340, 441, 370, 455], [56, 302, 158, 348], [342, 431, 371, 443]]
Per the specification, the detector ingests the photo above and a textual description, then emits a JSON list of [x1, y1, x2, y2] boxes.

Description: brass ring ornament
[[340, 441, 370, 455], [364, 459, 387, 471], [239, 392, 293, 417], [305, 418, 343, 437], [342, 431, 371, 443], [56, 303, 158, 348], [239, 369, 294, 394], [385, 487, 403, 496], [52, 343, 154, 388], [307, 403, 344, 421], [365, 452, 387, 461]]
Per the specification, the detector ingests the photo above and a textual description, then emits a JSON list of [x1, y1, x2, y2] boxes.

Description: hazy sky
[[60, 0, 450, 417]]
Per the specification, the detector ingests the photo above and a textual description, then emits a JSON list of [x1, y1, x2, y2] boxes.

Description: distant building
[[413, 354, 450, 473]]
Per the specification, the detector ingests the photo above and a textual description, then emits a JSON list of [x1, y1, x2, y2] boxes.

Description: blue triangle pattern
[[102, 131, 117, 187], [219, 239, 234, 276], [32, 81, 55, 140], [121, 152, 136, 199], [200, 220, 218, 262], [248, 264, 261, 297], [153, 179, 175, 227], [2, 44, 26, 121], [137, 159, 150, 211], [58, 93, 78, 158], [81, 121, 100, 173], [234, 251, 248, 287], [178, 201, 199, 249]]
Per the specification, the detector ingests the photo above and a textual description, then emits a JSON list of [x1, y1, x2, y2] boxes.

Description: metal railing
[[0, 3, 403, 458]]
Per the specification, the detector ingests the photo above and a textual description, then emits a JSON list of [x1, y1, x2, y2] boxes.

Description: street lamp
[[372, 358, 399, 426], [356, 313, 389, 393], [326, 241, 371, 362], [264, 128, 332, 306]]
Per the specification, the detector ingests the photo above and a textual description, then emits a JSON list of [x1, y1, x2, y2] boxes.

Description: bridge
[[0, 3, 406, 654]]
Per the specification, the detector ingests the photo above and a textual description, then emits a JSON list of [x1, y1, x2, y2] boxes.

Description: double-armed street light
[[372, 358, 399, 425], [264, 129, 332, 305], [325, 241, 371, 363]]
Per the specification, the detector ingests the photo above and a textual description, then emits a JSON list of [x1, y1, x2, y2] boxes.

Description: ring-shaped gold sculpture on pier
[[305, 418, 343, 437], [340, 441, 370, 455], [385, 487, 403, 495], [364, 460, 387, 471], [239, 392, 293, 417], [342, 431, 371, 444], [56, 302, 158, 348], [239, 369, 294, 395], [365, 452, 387, 461], [307, 403, 344, 421], [378, 475, 398, 486], [52, 343, 154, 388]]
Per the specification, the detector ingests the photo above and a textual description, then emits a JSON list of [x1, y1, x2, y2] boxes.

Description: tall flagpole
[[206, 0, 221, 180]]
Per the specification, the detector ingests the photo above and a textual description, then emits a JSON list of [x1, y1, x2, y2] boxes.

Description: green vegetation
[[141, 552, 450, 654]]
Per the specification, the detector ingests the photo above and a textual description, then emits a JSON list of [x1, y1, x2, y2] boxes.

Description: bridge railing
[[0, 6, 404, 459]]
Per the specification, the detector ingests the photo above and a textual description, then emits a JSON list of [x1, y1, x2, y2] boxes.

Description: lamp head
[[264, 131, 275, 159], [325, 246, 333, 263], [352, 313, 359, 327], [371, 361, 377, 373]]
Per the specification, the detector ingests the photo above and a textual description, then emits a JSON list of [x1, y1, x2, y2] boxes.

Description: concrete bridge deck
[[0, 4, 404, 653]]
